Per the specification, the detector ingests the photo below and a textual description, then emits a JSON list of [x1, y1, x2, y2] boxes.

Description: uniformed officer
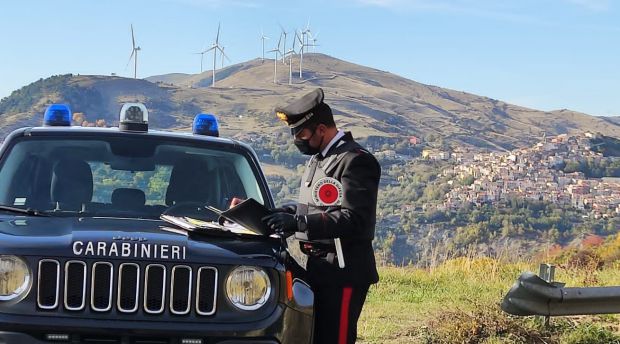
[[262, 88, 381, 344]]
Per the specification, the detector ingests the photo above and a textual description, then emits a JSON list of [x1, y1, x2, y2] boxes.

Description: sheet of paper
[[160, 215, 195, 230], [221, 222, 258, 235], [286, 236, 308, 270]]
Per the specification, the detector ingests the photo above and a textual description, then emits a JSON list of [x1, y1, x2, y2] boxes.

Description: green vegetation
[[360, 251, 620, 343], [562, 158, 620, 178], [253, 133, 308, 169], [90, 163, 171, 205], [0, 74, 105, 126], [266, 172, 302, 204], [590, 136, 620, 157], [1, 74, 70, 113]]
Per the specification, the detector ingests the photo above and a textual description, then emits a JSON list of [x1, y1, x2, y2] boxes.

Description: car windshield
[[0, 135, 266, 221]]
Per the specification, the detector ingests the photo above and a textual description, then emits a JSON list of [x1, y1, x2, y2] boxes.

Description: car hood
[[0, 215, 281, 266]]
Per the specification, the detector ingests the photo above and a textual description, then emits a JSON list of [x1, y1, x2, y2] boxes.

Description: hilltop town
[[435, 133, 620, 219]]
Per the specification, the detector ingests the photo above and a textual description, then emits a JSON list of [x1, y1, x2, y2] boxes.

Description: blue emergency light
[[43, 104, 72, 126], [193, 114, 219, 137]]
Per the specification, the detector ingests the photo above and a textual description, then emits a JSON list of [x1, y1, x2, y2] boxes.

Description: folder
[[206, 198, 272, 236]]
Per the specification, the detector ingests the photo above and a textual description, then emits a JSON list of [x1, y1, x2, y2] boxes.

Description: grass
[[358, 257, 620, 343]]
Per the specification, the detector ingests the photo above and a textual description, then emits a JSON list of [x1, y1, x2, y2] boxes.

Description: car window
[[89, 163, 172, 206], [0, 135, 266, 220]]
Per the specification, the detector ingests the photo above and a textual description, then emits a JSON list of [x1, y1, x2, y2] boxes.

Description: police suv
[[0, 104, 313, 344]]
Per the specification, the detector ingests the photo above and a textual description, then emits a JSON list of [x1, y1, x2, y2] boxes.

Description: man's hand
[[228, 197, 245, 209], [271, 203, 297, 214], [262, 213, 297, 235]]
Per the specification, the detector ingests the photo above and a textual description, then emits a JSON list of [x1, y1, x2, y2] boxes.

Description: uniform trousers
[[312, 284, 370, 344]]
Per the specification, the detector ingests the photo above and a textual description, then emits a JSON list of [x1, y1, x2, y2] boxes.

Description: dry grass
[[358, 257, 620, 343]]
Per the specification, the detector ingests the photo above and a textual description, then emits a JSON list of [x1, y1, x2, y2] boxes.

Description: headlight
[[225, 266, 271, 311], [0, 255, 31, 301]]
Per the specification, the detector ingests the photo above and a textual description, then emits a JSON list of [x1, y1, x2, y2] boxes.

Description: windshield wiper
[[0, 205, 51, 217]]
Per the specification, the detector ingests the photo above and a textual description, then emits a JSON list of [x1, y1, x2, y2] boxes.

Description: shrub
[[418, 301, 550, 344]]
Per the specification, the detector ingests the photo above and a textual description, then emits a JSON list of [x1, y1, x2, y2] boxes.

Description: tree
[[564, 161, 582, 173], [460, 174, 475, 186], [72, 112, 85, 125]]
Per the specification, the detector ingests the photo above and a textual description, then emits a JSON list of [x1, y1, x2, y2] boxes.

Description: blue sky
[[0, 0, 618, 116]]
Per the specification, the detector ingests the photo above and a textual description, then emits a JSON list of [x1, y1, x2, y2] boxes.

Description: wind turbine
[[302, 19, 311, 46], [193, 49, 207, 73], [284, 49, 295, 85], [309, 31, 320, 52], [260, 29, 269, 62], [284, 31, 302, 85], [279, 24, 288, 63], [220, 46, 230, 69], [296, 30, 315, 79], [267, 33, 283, 84], [284, 32, 297, 86], [203, 23, 227, 87], [126, 24, 141, 79]]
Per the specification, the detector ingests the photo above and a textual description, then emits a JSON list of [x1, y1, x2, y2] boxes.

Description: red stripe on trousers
[[338, 287, 353, 344]]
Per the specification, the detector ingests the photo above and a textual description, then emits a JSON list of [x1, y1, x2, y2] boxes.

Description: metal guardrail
[[502, 271, 620, 316]]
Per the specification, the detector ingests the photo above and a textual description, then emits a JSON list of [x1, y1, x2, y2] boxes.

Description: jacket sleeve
[[304, 151, 381, 241]]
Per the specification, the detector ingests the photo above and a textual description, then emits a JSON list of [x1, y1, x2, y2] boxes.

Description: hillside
[[2, 53, 619, 150], [0, 74, 181, 132], [604, 116, 620, 126]]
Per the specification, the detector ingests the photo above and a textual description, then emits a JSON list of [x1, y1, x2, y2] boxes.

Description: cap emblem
[[276, 112, 288, 122]]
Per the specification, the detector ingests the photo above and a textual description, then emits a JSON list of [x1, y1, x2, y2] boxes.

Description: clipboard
[[206, 198, 272, 236]]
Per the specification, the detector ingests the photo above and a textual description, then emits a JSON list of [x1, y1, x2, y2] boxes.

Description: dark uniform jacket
[[296, 132, 380, 287]]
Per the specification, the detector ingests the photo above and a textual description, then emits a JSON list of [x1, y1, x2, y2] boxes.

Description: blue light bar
[[193, 114, 219, 137], [43, 104, 72, 126]]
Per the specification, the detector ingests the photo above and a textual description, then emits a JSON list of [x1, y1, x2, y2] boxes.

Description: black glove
[[271, 203, 297, 214], [262, 213, 298, 235]]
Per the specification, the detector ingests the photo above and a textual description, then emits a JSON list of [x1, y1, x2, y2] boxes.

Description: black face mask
[[294, 126, 322, 155]]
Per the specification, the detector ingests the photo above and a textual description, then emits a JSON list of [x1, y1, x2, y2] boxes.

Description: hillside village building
[[442, 134, 620, 218]]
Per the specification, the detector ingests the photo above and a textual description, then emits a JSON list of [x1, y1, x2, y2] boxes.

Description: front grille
[[92, 262, 113, 312], [37, 260, 60, 309], [196, 267, 217, 315], [170, 266, 192, 315], [144, 264, 166, 314], [118, 263, 140, 313], [37, 260, 217, 316], [64, 260, 87, 310]]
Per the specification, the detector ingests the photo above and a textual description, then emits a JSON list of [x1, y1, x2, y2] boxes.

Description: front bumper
[[0, 332, 279, 344], [0, 304, 312, 344]]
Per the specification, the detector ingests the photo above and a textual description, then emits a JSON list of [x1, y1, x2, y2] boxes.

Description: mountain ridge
[[1, 53, 618, 149]]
